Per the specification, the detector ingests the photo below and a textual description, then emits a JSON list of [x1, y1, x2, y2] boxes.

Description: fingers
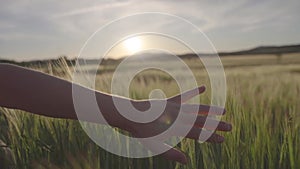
[[139, 139, 187, 164], [181, 104, 226, 115], [181, 115, 232, 131], [206, 133, 225, 143], [200, 120, 232, 132], [168, 86, 206, 103], [159, 145, 188, 164], [170, 126, 226, 143]]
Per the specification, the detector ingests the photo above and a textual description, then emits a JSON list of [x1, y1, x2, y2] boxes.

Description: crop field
[[0, 53, 299, 169]]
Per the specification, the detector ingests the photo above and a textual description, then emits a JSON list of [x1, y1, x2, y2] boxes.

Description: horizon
[[1, 42, 299, 62]]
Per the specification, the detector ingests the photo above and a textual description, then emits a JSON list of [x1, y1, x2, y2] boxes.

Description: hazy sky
[[0, 0, 299, 61]]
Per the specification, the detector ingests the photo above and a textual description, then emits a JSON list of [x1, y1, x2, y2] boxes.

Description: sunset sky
[[0, 0, 299, 61]]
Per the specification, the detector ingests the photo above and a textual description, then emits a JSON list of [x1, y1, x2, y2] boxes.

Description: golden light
[[123, 37, 142, 54]]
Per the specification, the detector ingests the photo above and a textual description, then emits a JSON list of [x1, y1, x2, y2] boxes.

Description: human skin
[[0, 63, 232, 164]]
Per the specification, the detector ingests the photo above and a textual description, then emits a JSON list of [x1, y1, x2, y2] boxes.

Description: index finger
[[181, 104, 226, 115]]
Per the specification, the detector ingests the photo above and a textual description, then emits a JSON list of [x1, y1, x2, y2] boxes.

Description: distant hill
[[179, 44, 300, 59], [1, 44, 300, 66], [218, 44, 300, 56]]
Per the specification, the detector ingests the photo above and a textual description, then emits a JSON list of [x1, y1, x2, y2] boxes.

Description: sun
[[123, 37, 142, 54]]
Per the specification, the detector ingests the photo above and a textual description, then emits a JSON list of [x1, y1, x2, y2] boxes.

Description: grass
[[0, 53, 299, 169]]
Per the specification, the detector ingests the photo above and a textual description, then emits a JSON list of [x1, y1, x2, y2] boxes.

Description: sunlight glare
[[123, 37, 142, 54]]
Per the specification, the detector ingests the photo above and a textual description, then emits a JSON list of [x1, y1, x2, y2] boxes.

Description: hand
[[0, 64, 231, 164], [121, 86, 232, 164]]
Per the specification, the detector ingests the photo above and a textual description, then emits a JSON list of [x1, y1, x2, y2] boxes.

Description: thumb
[[168, 86, 206, 103]]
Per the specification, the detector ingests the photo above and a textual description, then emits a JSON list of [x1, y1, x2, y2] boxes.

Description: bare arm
[[0, 63, 126, 128]]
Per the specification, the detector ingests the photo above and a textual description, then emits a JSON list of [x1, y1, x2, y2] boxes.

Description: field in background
[[0, 53, 300, 169]]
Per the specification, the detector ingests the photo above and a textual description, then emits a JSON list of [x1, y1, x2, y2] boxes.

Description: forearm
[[0, 63, 126, 128]]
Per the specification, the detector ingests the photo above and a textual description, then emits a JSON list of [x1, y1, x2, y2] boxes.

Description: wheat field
[[0, 53, 299, 169]]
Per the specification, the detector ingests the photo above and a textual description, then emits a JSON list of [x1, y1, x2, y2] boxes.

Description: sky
[[0, 0, 300, 61]]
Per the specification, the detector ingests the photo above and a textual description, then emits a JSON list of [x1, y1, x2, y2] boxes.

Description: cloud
[[0, 0, 299, 60], [53, 1, 131, 18]]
